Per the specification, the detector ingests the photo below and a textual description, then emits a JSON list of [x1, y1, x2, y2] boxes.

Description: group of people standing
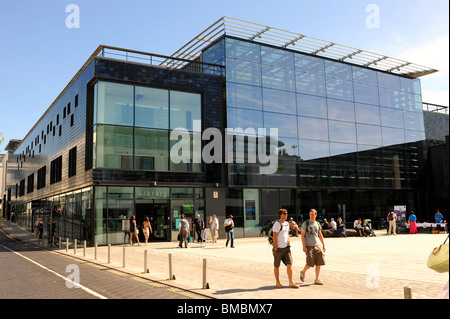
[[128, 215, 153, 246]]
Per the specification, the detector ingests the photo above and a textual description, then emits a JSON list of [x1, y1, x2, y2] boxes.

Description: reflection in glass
[[328, 120, 356, 144], [353, 82, 379, 106], [379, 87, 401, 108], [227, 82, 262, 110], [227, 107, 263, 129], [355, 103, 381, 125], [261, 46, 294, 68], [135, 86, 169, 129], [295, 71, 326, 96], [262, 88, 296, 114], [327, 99, 355, 122], [380, 107, 404, 129], [298, 139, 329, 161], [294, 54, 325, 75], [96, 82, 134, 126], [226, 38, 261, 62], [263, 112, 297, 138], [382, 127, 405, 146], [378, 72, 400, 90], [352, 67, 378, 85], [134, 128, 169, 171], [324, 60, 352, 80], [95, 125, 133, 169], [170, 91, 201, 131], [262, 65, 295, 91], [297, 94, 327, 118], [403, 111, 425, 131], [329, 142, 357, 157], [298, 116, 328, 141], [356, 124, 382, 146], [326, 77, 353, 101], [226, 58, 262, 86]]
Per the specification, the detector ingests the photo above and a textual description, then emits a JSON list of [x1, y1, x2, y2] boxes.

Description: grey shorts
[[306, 246, 325, 267], [273, 246, 293, 267]]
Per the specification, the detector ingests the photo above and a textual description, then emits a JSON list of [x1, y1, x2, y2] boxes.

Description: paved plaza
[[1, 219, 448, 299]]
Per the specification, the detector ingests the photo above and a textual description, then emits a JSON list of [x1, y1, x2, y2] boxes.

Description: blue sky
[[0, 0, 448, 153]]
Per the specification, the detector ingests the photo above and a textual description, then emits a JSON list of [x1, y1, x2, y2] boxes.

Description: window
[[75, 94, 78, 107], [96, 82, 134, 126], [71, 114, 74, 127], [170, 91, 201, 131], [68, 147, 77, 177], [37, 166, 46, 190], [19, 180, 25, 197], [135, 86, 169, 129], [50, 155, 62, 184], [27, 174, 34, 194]]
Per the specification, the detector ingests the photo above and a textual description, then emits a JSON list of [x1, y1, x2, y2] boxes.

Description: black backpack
[[268, 221, 283, 246]]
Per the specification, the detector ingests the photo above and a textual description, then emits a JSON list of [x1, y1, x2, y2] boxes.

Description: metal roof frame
[[165, 16, 438, 78]]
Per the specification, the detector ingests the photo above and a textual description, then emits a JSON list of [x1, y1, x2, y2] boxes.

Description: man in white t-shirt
[[210, 214, 219, 243], [272, 209, 299, 289]]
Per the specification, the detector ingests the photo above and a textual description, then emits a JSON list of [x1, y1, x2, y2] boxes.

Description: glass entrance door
[[135, 200, 170, 241]]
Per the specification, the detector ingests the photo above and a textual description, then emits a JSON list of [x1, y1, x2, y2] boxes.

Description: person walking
[[178, 214, 189, 248], [224, 215, 235, 248], [129, 215, 140, 246], [272, 209, 299, 289], [300, 209, 326, 285], [210, 214, 219, 243], [142, 217, 153, 245], [193, 214, 205, 242], [387, 210, 397, 235]]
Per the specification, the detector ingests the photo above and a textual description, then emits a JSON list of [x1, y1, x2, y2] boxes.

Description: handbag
[[427, 235, 449, 273]]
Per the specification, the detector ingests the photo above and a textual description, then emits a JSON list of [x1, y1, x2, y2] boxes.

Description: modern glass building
[[2, 17, 448, 245]]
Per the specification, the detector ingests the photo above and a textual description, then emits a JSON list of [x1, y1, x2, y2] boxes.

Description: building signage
[[136, 187, 170, 199]]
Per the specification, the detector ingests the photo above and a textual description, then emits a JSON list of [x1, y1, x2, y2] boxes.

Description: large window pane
[[324, 60, 352, 80], [96, 125, 133, 169], [382, 127, 405, 146], [297, 94, 327, 118], [227, 108, 263, 129], [170, 131, 202, 172], [327, 99, 355, 122], [295, 71, 326, 96], [298, 139, 329, 161], [401, 92, 422, 112], [298, 116, 328, 141], [353, 82, 379, 105], [326, 77, 353, 101], [96, 82, 134, 126], [378, 72, 400, 90], [294, 54, 325, 75], [226, 38, 260, 62], [352, 67, 378, 85], [262, 65, 295, 91], [357, 124, 382, 146], [262, 88, 296, 115], [380, 107, 404, 129], [329, 120, 356, 143], [355, 103, 381, 125], [379, 87, 401, 109], [261, 46, 294, 68], [135, 128, 169, 171], [227, 83, 262, 111], [135, 86, 169, 129], [226, 58, 261, 86], [263, 112, 297, 138], [170, 91, 201, 132], [403, 111, 425, 131]]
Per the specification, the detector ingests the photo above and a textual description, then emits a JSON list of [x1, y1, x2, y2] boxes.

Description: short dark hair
[[278, 209, 287, 216]]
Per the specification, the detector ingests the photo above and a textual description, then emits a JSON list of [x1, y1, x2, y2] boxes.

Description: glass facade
[[93, 81, 202, 172], [203, 36, 427, 228]]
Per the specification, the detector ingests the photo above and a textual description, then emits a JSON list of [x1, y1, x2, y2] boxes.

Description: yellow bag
[[427, 235, 449, 273]]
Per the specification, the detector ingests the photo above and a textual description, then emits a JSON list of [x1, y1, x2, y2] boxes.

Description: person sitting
[[337, 217, 347, 237], [353, 218, 365, 237], [289, 217, 299, 237]]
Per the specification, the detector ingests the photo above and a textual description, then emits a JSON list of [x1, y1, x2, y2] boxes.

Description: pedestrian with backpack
[[387, 210, 397, 235], [272, 209, 299, 289], [300, 209, 326, 285]]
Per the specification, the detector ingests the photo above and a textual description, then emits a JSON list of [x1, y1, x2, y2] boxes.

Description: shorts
[[306, 246, 325, 267], [273, 246, 293, 267]]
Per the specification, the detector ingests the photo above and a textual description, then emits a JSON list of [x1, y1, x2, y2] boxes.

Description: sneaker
[[300, 270, 305, 282], [314, 279, 323, 285]]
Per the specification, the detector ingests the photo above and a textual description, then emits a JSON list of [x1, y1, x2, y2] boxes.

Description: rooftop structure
[[165, 16, 438, 78]]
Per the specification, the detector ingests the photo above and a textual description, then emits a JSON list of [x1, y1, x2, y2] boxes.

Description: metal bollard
[[202, 258, 209, 289], [74, 239, 77, 255], [66, 238, 69, 252], [123, 246, 126, 268], [95, 242, 98, 260], [169, 254, 174, 280], [108, 244, 111, 263], [144, 250, 149, 273], [83, 240, 86, 257], [404, 286, 412, 299]]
